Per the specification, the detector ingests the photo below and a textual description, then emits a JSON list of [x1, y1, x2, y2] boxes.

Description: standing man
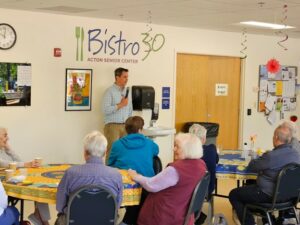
[[102, 67, 132, 162]]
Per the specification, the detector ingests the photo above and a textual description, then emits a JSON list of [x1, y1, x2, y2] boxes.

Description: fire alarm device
[[54, 48, 62, 57]]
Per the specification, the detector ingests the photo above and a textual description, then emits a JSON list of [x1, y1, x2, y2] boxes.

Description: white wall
[[0, 8, 299, 166]]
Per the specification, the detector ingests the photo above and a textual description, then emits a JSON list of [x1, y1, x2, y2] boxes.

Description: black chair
[[183, 171, 210, 225], [66, 185, 117, 225], [153, 155, 162, 175], [242, 163, 300, 225]]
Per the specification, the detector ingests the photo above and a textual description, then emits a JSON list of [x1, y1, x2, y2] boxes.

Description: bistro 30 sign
[[75, 27, 166, 63]]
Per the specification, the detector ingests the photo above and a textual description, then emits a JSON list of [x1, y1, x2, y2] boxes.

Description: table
[[215, 150, 257, 198], [2, 164, 142, 220]]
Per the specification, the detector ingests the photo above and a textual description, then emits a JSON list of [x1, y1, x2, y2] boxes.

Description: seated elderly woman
[[108, 116, 159, 224], [128, 133, 206, 225], [189, 124, 219, 224], [0, 180, 19, 225], [0, 127, 50, 225], [189, 124, 219, 195]]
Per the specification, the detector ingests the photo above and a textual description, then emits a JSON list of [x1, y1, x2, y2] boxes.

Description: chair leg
[[207, 197, 214, 225], [242, 207, 247, 225], [292, 207, 299, 224], [266, 212, 273, 225]]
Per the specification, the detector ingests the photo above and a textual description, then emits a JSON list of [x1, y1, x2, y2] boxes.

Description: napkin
[[8, 175, 26, 183]]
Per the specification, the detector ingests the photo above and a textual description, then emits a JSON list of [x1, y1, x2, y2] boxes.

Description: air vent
[[38, 6, 95, 13]]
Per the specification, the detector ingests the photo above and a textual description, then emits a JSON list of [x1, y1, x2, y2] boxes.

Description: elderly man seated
[[229, 124, 300, 225], [55, 131, 123, 225], [0, 127, 50, 225]]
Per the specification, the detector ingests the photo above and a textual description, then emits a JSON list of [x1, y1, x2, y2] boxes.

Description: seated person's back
[[108, 116, 159, 177], [189, 124, 219, 195], [55, 131, 123, 224]]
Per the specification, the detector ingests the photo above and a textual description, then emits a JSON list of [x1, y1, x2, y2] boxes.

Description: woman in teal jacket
[[108, 116, 159, 177], [108, 116, 159, 225]]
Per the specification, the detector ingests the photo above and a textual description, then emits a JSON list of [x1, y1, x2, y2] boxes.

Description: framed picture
[[65, 68, 92, 111]]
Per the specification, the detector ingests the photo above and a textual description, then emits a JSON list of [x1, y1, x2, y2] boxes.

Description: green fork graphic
[[81, 28, 84, 61], [75, 27, 80, 61]]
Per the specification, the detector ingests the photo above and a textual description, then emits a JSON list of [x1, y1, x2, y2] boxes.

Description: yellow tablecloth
[[216, 150, 257, 180], [2, 164, 142, 207]]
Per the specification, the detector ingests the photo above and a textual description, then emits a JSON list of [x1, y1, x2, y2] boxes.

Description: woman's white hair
[[188, 124, 207, 141], [83, 131, 107, 158], [175, 133, 203, 159]]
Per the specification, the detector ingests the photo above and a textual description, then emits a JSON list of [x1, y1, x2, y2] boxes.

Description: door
[[175, 53, 241, 149]]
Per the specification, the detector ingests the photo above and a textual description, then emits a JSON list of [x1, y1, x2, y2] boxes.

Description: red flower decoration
[[266, 58, 280, 73], [290, 115, 298, 122]]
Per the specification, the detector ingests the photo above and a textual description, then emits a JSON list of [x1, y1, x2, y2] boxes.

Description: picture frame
[[65, 68, 92, 111]]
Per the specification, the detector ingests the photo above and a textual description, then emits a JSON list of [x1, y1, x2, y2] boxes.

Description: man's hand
[[117, 97, 128, 110]]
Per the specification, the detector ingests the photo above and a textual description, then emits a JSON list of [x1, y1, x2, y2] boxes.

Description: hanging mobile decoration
[[146, 10, 153, 32], [240, 28, 247, 59], [275, 4, 288, 51], [266, 58, 280, 73]]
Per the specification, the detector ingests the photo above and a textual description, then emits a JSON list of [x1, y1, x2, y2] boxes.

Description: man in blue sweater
[[229, 124, 300, 225]]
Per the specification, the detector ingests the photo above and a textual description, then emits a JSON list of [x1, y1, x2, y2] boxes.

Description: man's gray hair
[[275, 125, 292, 144], [83, 131, 107, 157], [175, 133, 203, 159], [189, 124, 207, 140], [281, 121, 298, 138]]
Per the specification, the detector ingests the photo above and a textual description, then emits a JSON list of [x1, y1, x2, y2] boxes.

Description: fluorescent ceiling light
[[240, 21, 294, 29]]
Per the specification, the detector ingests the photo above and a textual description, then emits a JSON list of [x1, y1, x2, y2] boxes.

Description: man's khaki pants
[[104, 123, 126, 164]]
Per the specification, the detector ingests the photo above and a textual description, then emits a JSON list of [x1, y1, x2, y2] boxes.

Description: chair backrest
[[183, 171, 210, 225], [153, 156, 163, 175], [66, 185, 117, 225], [271, 163, 300, 207]]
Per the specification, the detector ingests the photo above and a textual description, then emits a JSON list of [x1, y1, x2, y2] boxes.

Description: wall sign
[[215, 83, 228, 96], [162, 98, 170, 109], [162, 87, 170, 98], [75, 26, 166, 63], [162, 86, 170, 110]]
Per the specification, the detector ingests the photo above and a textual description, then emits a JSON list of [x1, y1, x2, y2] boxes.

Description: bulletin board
[[258, 65, 297, 113]]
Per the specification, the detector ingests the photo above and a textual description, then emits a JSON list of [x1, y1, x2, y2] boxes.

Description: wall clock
[[0, 23, 17, 50]]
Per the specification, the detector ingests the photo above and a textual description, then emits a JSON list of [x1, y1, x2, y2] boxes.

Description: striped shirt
[[56, 156, 123, 213], [102, 84, 132, 124]]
